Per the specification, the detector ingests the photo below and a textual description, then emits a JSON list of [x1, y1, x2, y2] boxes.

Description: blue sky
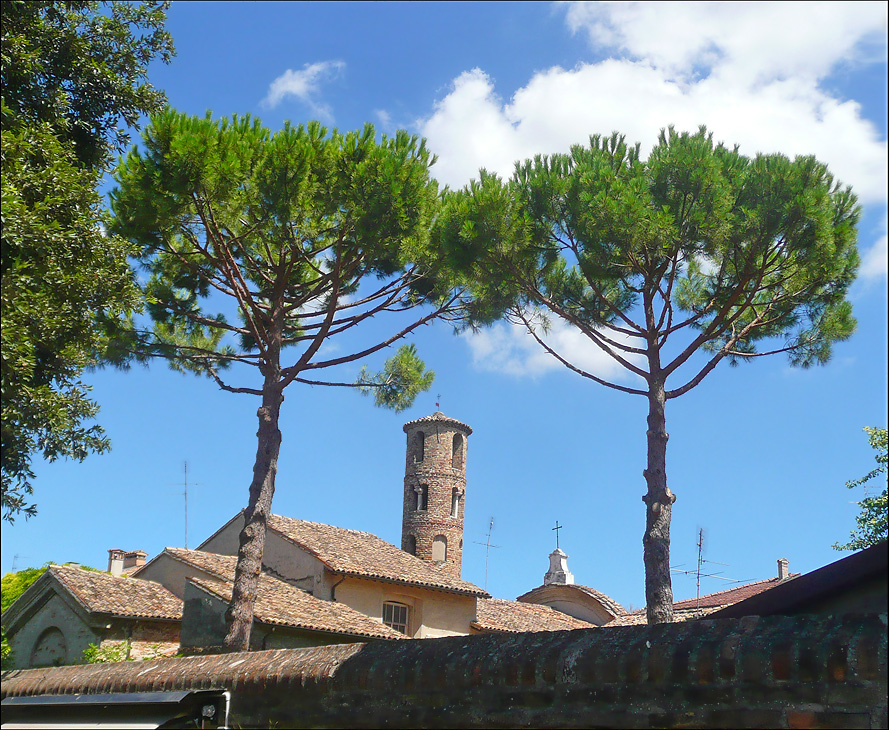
[[3, 1, 887, 613]]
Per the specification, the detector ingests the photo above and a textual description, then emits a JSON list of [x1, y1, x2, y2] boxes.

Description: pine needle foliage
[[110, 109, 455, 649], [436, 127, 861, 623]]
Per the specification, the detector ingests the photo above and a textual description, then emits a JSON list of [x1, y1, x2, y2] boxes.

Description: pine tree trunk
[[222, 368, 283, 652], [643, 381, 675, 624]]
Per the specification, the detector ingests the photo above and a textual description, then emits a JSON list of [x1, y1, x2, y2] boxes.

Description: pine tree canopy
[[435, 127, 861, 623], [110, 109, 449, 395]]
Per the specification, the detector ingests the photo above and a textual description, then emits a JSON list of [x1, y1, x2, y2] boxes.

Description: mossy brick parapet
[[401, 412, 471, 579], [3, 614, 886, 729]]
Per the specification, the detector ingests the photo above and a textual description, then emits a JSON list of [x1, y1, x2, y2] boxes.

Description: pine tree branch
[[514, 309, 648, 397]]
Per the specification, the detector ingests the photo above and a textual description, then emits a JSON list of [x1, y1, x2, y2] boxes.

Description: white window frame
[[382, 601, 410, 635]]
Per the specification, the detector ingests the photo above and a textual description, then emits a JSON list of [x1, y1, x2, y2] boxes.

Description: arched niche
[[30, 626, 68, 667], [432, 535, 448, 562]]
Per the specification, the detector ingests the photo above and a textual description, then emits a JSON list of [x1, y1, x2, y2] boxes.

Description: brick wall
[[402, 420, 469, 579], [2, 614, 886, 729]]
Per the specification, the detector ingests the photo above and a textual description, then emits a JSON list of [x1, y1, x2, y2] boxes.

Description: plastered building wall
[[135, 554, 219, 599], [200, 520, 323, 594], [333, 576, 476, 638]]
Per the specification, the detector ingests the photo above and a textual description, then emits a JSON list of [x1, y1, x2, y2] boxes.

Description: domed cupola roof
[[402, 411, 473, 435]]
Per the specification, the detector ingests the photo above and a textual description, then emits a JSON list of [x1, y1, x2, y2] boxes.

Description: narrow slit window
[[415, 431, 425, 462], [451, 488, 460, 518], [382, 601, 410, 635], [404, 534, 417, 555], [416, 484, 428, 511], [451, 433, 463, 469]]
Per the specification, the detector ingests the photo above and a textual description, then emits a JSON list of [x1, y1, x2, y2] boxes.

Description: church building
[[2, 411, 622, 667]]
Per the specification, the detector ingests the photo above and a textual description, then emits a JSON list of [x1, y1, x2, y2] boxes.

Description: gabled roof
[[266, 514, 488, 597], [188, 576, 404, 641], [21, 565, 182, 622], [607, 575, 800, 626], [672, 576, 797, 610], [516, 583, 626, 619], [709, 541, 888, 619], [472, 598, 597, 633]]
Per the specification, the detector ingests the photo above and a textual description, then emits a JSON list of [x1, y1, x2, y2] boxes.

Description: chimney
[[108, 549, 125, 577], [777, 557, 789, 580], [123, 550, 147, 572]]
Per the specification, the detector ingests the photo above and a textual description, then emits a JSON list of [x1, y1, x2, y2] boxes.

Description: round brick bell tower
[[401, 411, 472, 579]]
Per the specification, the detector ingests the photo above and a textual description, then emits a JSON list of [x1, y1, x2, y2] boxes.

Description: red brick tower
[[401, 411, 472, 579]]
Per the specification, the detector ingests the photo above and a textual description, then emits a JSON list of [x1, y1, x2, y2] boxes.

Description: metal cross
[[552, 520, 563, 549]]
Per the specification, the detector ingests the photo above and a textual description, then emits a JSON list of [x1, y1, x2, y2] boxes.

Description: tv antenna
[[670, 528, 746, 612], [169, 461, 200, 549], [473, 517, 500, 591], [11, 554, 32, 572]]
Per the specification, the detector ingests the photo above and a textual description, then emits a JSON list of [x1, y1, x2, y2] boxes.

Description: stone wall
[[2, 614, 886, 729]]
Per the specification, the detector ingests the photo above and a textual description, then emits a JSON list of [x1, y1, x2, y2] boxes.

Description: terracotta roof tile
[[606, 576, 799, 626], [472, 598, 597, 633], [516, 584, 626, 618], [671, 576, 798, 610], [607, 607, 721, 626], [49, 565, 182, 621], [266, 514, 488, 597], [188, 575, 404, 641], [402, 411, 472, 434]]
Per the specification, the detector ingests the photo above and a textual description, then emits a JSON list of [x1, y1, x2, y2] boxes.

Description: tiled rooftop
[[267, 514, 488, 597], [671, 576, 798, 610], [607, 575, 798, 626], [516, 583, 626, 618], [188, 575, 404, 641], [402, 410, 472, 434], [49, 564, 182, 621], [472, 598, 597, 633]]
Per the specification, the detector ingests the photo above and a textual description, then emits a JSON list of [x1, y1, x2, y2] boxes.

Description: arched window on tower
[[415, 484, 428, 511], [414, 431, 425, 462], [432, 535, 447, 562], [452, 433, 463, 469], [404, 534, 417, 555], [451, 488, 460, 518]]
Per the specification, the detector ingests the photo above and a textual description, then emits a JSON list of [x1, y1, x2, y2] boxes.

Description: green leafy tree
[[834, 427, 888, 551], [110, 110, 454, 651], [1, 565, 48, 612], [437, 128, 859, 623], [1, 0, 174, 521]]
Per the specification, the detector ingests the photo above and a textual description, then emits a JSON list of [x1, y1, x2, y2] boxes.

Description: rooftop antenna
[[473, 517, 500, 591], [670, 528, 746, 613], [552, 520, 563, 549], [169, 461, 200, 549], [11, 554, 31, 572]]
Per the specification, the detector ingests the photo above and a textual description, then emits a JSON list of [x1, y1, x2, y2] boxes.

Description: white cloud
[[562, 2, 886, 85], [418, 5, 887, 203], [374, 109, 392, 129], [463, 316, 643, 383], [262, 60, 346, 120], [860, 216, 888, 281], [426, 3, 887, 377]]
